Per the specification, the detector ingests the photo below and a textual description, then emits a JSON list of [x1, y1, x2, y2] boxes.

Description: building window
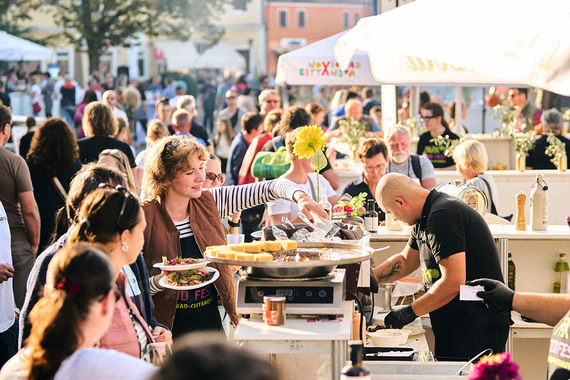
[[354, 12, 360, 25], [297, 10, 307, 28], [342, 11, 349, 28], [232, 0, 247, 11], [279, 9, 289, 28]]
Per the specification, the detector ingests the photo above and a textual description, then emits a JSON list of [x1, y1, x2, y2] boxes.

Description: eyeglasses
[[264, 99, 280, 104], [205, 172, 226, 184], [364, 163, 386, 173], [226, 96, 236, 100], [161, 139, 181, 160], [420, 116, 435, 122], [97, 183, 135, 230]]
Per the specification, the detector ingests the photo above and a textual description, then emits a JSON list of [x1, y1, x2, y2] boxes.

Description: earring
[[121, 243, 128, 252]]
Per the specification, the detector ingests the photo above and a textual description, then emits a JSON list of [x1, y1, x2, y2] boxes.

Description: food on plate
[[216, 250, 236, 259], [280, 240, 297, 251], [228, 244, 248, 252], [234, 252, 255, 261], [162, 256, 203, 266], [253, 253, 273, 262], [162, 268, 214, 287]]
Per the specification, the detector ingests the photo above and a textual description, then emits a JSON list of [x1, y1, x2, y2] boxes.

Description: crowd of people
[[1, 70, 570, 377]]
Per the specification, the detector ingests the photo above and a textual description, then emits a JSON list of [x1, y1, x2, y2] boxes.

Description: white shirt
[[0, 201, 14, 333], [30, 84, 41, 104], [113, 107, 129, 125], [268, 174, 335, 221], [0, 348, 157, 380]]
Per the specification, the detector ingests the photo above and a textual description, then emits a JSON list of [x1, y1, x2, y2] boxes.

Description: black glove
[[384, 305, 417, 329], [466, 278, 514, 311]]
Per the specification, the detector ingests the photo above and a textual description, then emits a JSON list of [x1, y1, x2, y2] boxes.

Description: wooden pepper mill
[[516, 191, 527, 231]]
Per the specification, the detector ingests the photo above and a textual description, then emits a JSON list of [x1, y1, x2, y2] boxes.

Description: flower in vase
[[292, 125, 326, 159], [469, 352, 521, 380]]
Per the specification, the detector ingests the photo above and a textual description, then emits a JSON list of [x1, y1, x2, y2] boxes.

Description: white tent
[[153, 40, 200, 71], [0, 31, 52, 61], [193, 41, 246, 70], [334, 0, 570, 94], [275, 31, 378, 86]]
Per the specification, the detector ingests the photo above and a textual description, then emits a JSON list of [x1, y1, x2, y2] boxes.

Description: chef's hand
[[384, 305, 417, 329], [152, 326, 173, 344], [294, 192, 328, 222], [0, 264, 14, 283], [467, 278, 514, 311]]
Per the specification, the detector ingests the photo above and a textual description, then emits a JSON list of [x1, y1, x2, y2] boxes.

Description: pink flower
[[343, 205, 354, 213], [469, 353, 521, 380]]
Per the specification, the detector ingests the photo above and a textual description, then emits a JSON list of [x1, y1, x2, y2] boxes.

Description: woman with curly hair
[[26, 118, 82, 251]]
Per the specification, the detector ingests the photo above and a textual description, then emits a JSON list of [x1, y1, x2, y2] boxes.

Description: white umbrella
[[334, 0, 570, 94], [275, 31, 379, 86], [0, 31, 52, 61]]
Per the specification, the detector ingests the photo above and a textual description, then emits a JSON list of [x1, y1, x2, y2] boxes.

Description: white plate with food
[[153, 256, 210, 271], [158, 267, 219, 290]]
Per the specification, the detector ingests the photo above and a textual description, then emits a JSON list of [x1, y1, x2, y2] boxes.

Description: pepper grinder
[[516, 192, 526, 231]]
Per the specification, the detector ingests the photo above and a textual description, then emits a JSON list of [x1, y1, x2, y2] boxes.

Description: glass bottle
[[530, 174, 548, 231], [553, 253, 569, 294], [507, 253, 516, 291], [364, 199, 378, 233], [321, 194, 332, 220], [341, 341, 371, 379]]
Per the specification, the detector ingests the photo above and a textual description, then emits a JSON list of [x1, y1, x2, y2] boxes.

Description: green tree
[[20, 0, 230, 73], [0, 0, 34, 36]]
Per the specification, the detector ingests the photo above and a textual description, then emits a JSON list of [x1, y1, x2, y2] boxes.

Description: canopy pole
[[455, 86, 463, 136], [381, 85, 397, 129]]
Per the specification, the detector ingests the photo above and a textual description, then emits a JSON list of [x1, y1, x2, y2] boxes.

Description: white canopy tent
[[155, 40, 245, 71], [334, 0, 570, 95], [193, 40, 246, 70], [275, 31, 378, 86], [0, 31, 52, 61]]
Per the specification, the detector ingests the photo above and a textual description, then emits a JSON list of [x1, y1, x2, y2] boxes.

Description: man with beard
[[385, 125, 436, 189]]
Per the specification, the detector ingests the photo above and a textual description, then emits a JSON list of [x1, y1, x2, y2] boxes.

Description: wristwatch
[[228, 219, 241, 227]]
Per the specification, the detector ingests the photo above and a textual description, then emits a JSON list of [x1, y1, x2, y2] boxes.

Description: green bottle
[[554, 253, 569, 293]]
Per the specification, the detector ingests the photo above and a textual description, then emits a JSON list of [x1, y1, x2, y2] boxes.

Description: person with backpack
[[385, 125, 437, 189]]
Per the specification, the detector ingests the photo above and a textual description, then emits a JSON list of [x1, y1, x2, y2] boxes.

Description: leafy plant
[[333, 192, 367, 218], [430, 135, 465, 157], [338, 118, 366, 147], [545, 133, 566, 168]]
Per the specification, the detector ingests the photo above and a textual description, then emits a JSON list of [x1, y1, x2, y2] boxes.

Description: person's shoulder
[[443, 129, 460, 139]]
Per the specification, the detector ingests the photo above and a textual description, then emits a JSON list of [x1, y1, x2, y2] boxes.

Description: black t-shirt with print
[[171, 217, 222, 337], [408, 190, 509, 360], [416, 129, 459, 168], [548, 309, 570, 379]]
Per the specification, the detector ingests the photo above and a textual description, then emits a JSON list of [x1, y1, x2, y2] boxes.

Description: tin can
[[263, 296, 286, 326]]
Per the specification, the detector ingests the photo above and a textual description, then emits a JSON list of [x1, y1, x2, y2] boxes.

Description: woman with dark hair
[[73, 89, 98, 138], [66, 186, 171, 356], [417, 102, 459, 169], [26, 118, 82, 251], [77, 101, 136, 168], [0, 243, 155, 380]]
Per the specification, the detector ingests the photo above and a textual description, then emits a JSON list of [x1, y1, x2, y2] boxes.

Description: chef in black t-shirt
[[372, 173, 510, 361]]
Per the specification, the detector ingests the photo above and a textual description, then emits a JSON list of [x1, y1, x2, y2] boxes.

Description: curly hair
[[143, 135, 208, 202], [27, 118, 79, 177], [83, 102, 117, 137], [278, 106, 311, 136]]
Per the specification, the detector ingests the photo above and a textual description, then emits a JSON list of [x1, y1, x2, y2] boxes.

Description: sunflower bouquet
[[292, 125, 328, 201]]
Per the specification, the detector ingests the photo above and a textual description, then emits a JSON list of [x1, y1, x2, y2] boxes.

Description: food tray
[[364, 347, 415, 361], [153, 259, 209, 271], [204, 241, 377, 279]]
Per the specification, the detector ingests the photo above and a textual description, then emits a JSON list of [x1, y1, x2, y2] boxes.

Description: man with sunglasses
[[218, 89, 247, 133], [417, 102, 459, 169], [508, 88, 542, 133]]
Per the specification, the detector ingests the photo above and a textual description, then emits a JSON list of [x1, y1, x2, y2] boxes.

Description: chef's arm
[[512, 293, 570, 327], [410, 252, 465, 317], [373, 245, 420, 284]]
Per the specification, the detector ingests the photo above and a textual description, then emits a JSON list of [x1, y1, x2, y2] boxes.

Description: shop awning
[[193, 41, 246, 70], [0, 31, 53, 61]]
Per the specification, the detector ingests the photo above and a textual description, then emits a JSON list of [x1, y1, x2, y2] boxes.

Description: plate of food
[[153, 256, 210, 271], [158, 267, 219, 290]]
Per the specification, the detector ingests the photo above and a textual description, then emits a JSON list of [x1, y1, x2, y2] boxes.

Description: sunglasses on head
[[97, 183, 135, 230], [205, 172, 226, 184]]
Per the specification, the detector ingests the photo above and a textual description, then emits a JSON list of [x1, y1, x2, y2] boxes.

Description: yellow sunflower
[[292, 125, 326, 159]]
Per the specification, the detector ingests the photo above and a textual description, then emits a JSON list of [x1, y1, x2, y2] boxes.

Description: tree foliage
[[18, 0, 231, 72]]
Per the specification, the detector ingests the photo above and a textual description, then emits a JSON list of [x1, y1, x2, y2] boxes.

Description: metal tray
[[204, 241, 375, 278]]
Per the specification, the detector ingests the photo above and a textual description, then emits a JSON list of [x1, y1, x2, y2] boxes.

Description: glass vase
[[515, 152, 526, 172], [558, 153, 567, 172]]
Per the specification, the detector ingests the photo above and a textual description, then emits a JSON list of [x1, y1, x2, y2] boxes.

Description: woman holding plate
[[142, 134, 326, 337]]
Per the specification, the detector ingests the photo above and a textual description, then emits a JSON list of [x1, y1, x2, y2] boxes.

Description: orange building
[[265, 0, 375, 74]]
